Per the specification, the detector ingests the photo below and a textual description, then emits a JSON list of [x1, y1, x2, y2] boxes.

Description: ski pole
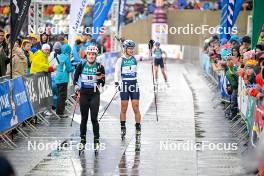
[[148, 39, 159, 122], [70, 92, 80, 127], [99, 90, 119, 122]]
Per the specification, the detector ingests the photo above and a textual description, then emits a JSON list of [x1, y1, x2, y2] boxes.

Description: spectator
[[148, 1, 156, 13], [6, 42, 28, 77], [231, 45, 241, 67], [21, 40, 33, 75], [40, 32, 50, 45], [40, 32, 52, 49], [80, 33, 92, 59], [0, 28, 9, 77], [48, 42, 62, 111], [229, 35, 240, 48], [49, 41, 62, 69], [241, 36, 251, 50], [104, 35, 111, 52], [30, 44, 54, 74], [225, 56, 239, 118], [256, 44, 264, 55], [82, 33, 92, 49], [244, 59, 257, 86], [72, 38, 83, 63], [29, 33, 41, 54], [96, 37, 106, 54], [56, 34, 67, 45], [248, 53, 264, 98], [55, 44, 74, 118], [258, 30, 264, 44]]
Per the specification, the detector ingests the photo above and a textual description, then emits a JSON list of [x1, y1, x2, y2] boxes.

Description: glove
[[115, 82, 120, 91], [74, 85, 80, 93], [48, 66, 55, 73]]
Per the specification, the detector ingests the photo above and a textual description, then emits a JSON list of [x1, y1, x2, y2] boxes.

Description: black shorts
[[154, 58, 164, 68], [120, 80, 140, 101]]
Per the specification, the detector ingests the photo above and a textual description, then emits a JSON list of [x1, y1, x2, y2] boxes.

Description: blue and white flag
[[220, 0, 243, 40], [93, 0, 113, 40], [118, 0, 127, 32], [232, 0, 243, 25], [68, 0, 89, 49]]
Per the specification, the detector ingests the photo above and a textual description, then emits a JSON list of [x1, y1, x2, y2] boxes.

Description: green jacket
[[226, 66, 238, 90]]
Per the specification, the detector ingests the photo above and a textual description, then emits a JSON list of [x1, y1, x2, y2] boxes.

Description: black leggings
[[56, 83, 68, 115], [80, 92, 100, 139]]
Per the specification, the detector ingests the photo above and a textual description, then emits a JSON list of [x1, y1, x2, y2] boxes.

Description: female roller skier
[[73, 45, 105, 155]]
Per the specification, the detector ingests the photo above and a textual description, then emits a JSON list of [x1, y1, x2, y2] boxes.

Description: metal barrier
[[198, 49, 258, 154]]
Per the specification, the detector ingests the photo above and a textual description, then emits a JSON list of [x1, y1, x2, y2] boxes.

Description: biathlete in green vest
[[73, 46, 105, 153], [114, 40, 142, 140], [153, 42, 168, 83]]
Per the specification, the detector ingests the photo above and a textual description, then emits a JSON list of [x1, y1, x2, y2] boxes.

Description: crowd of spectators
[[203, 26, 264, 119]]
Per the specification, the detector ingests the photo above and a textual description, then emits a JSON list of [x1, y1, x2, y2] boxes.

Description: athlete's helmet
[[86, 45, 99, 55], [122, 40, 135, 49], [155, 42, 160, 46]]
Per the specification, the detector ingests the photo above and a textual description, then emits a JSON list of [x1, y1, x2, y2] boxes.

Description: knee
[[81, 117, 88, 124], [132, 104, 140, 112], [91, 118, 98, 124], [121, 107, 127, 114]]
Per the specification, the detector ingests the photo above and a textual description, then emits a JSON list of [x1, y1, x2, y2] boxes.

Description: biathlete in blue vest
[[73, 46, 105, 152], [153, 42, 168, 83], [114, 40, 142, 140]]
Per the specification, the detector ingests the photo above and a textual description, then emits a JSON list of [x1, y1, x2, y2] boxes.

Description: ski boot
[[135, 128, 141, 151], [94, 138, 100, 155], [121, 126, 126, 141], [79, 135, 86, 156]]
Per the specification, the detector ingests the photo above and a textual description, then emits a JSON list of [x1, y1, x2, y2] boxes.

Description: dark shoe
[[121, 126, 126, 140], [94, 138, 100, 153]]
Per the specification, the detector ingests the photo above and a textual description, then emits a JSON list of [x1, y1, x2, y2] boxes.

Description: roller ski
[[121, 126, 126, 141], [78, 136, 86, 156], [135, 129, 141, 151], [94, 138, 100, 155]]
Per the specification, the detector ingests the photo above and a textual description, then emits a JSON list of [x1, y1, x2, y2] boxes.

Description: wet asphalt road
[[0, 60, 250, 176]]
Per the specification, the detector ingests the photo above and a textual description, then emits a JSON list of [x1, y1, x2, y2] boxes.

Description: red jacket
[[249, 73, 263, 97]]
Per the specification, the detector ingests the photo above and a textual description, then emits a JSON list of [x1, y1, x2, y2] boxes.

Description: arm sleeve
[[114, 57, 122, 83], [73, 63, 82, 85]]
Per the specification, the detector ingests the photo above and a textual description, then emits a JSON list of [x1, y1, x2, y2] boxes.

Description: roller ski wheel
[[79, 136, 86, 156], [136, 130, 141, 141], [78, 143, 85, 156], [135, 130, 141, 151], [121, 127, 126, 141], [94, 139, 100, 155], [135, 141, 141, 151]]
